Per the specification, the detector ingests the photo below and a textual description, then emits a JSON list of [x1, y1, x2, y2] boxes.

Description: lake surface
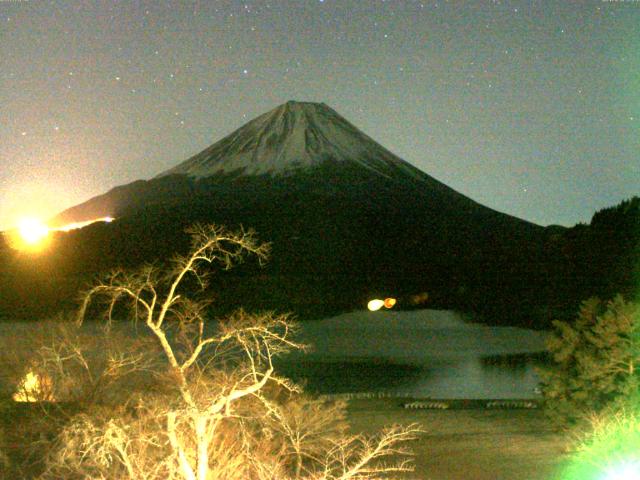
[[0, 309, 550, 399], [277, 309, 549, 399]]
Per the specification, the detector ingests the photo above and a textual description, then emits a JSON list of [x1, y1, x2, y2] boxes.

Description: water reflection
[[280, 309, 549, 399], [276, 359, 425, 394]]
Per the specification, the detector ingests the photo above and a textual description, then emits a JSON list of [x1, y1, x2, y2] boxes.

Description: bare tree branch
[[36, 224, 419, 480]]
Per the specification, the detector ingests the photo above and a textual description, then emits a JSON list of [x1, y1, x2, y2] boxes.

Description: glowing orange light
[[384, 298, 397, 309], [7, 216, 115, 252], [18, 218, 49, 245], [367, 299, 385, 311], [13, 371, 55, 402]]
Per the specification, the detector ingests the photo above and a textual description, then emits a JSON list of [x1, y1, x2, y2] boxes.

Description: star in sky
[[0, 0, 638, 229]]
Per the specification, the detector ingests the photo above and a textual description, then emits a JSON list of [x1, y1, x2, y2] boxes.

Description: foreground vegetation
[[0, 224, 420, 479], [0, 212, 637, 478], [540, 295, 640, 428], [540, 295, 640, 479]]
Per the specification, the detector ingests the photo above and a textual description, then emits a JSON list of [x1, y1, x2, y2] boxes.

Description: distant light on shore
[[367, 299, 385, 311], [5, 216, 115, 252], [56, 216, 115, 232], [367, 298, 396, 311], [384, 298, 397, 308], [17, 217, 49, 246]]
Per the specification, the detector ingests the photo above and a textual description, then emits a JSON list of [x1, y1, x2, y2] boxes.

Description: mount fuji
[[54, 101, 496, 224], [14, 101, 554, 324]]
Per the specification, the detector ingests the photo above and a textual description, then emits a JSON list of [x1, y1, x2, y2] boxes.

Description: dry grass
[[346, 399, 568, 480]]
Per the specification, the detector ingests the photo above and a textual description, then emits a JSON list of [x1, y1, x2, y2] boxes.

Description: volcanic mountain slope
[[160, 100, 429, 180], [54, 101, 485, 224], [39, 101, 553, 323]]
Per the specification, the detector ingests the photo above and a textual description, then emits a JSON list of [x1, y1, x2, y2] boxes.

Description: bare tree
[[38, 224, 419, 480]]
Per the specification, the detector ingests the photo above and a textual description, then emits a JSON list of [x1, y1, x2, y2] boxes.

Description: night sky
[[1, 0, 638, 230]]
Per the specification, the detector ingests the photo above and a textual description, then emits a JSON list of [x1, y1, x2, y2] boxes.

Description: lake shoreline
[[346, 398, 567, 480]]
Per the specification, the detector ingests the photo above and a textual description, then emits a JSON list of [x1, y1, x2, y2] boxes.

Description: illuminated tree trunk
[[195, 415, 209, 480], [167, 412, 196, 480]]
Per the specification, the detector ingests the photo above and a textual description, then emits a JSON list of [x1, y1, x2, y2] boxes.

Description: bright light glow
[[384, 298, 397, 309], [603, 461, 640, 480], [368, 299, 385, 311], [560, 411, 640, 480], [5, 215, 115, 251], [56, 216, 115, 232], [18, 217, 49, 245], [13, 371, 55, 402]]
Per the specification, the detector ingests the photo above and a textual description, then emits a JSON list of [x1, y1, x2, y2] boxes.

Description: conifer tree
[[540, 295, 640, 427]]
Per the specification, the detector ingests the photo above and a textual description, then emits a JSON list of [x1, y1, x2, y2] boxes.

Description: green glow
[[558, 411, 640, 480], [603, 461, 640, 480]]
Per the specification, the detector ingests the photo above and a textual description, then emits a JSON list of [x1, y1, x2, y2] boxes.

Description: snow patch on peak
[[157, 101, 428, 182]]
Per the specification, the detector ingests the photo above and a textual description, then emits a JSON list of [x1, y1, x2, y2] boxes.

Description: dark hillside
[[2, 103, 634, 327]]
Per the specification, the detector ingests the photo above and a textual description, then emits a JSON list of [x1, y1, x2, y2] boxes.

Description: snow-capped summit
[[158, 101, 426, 182]]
